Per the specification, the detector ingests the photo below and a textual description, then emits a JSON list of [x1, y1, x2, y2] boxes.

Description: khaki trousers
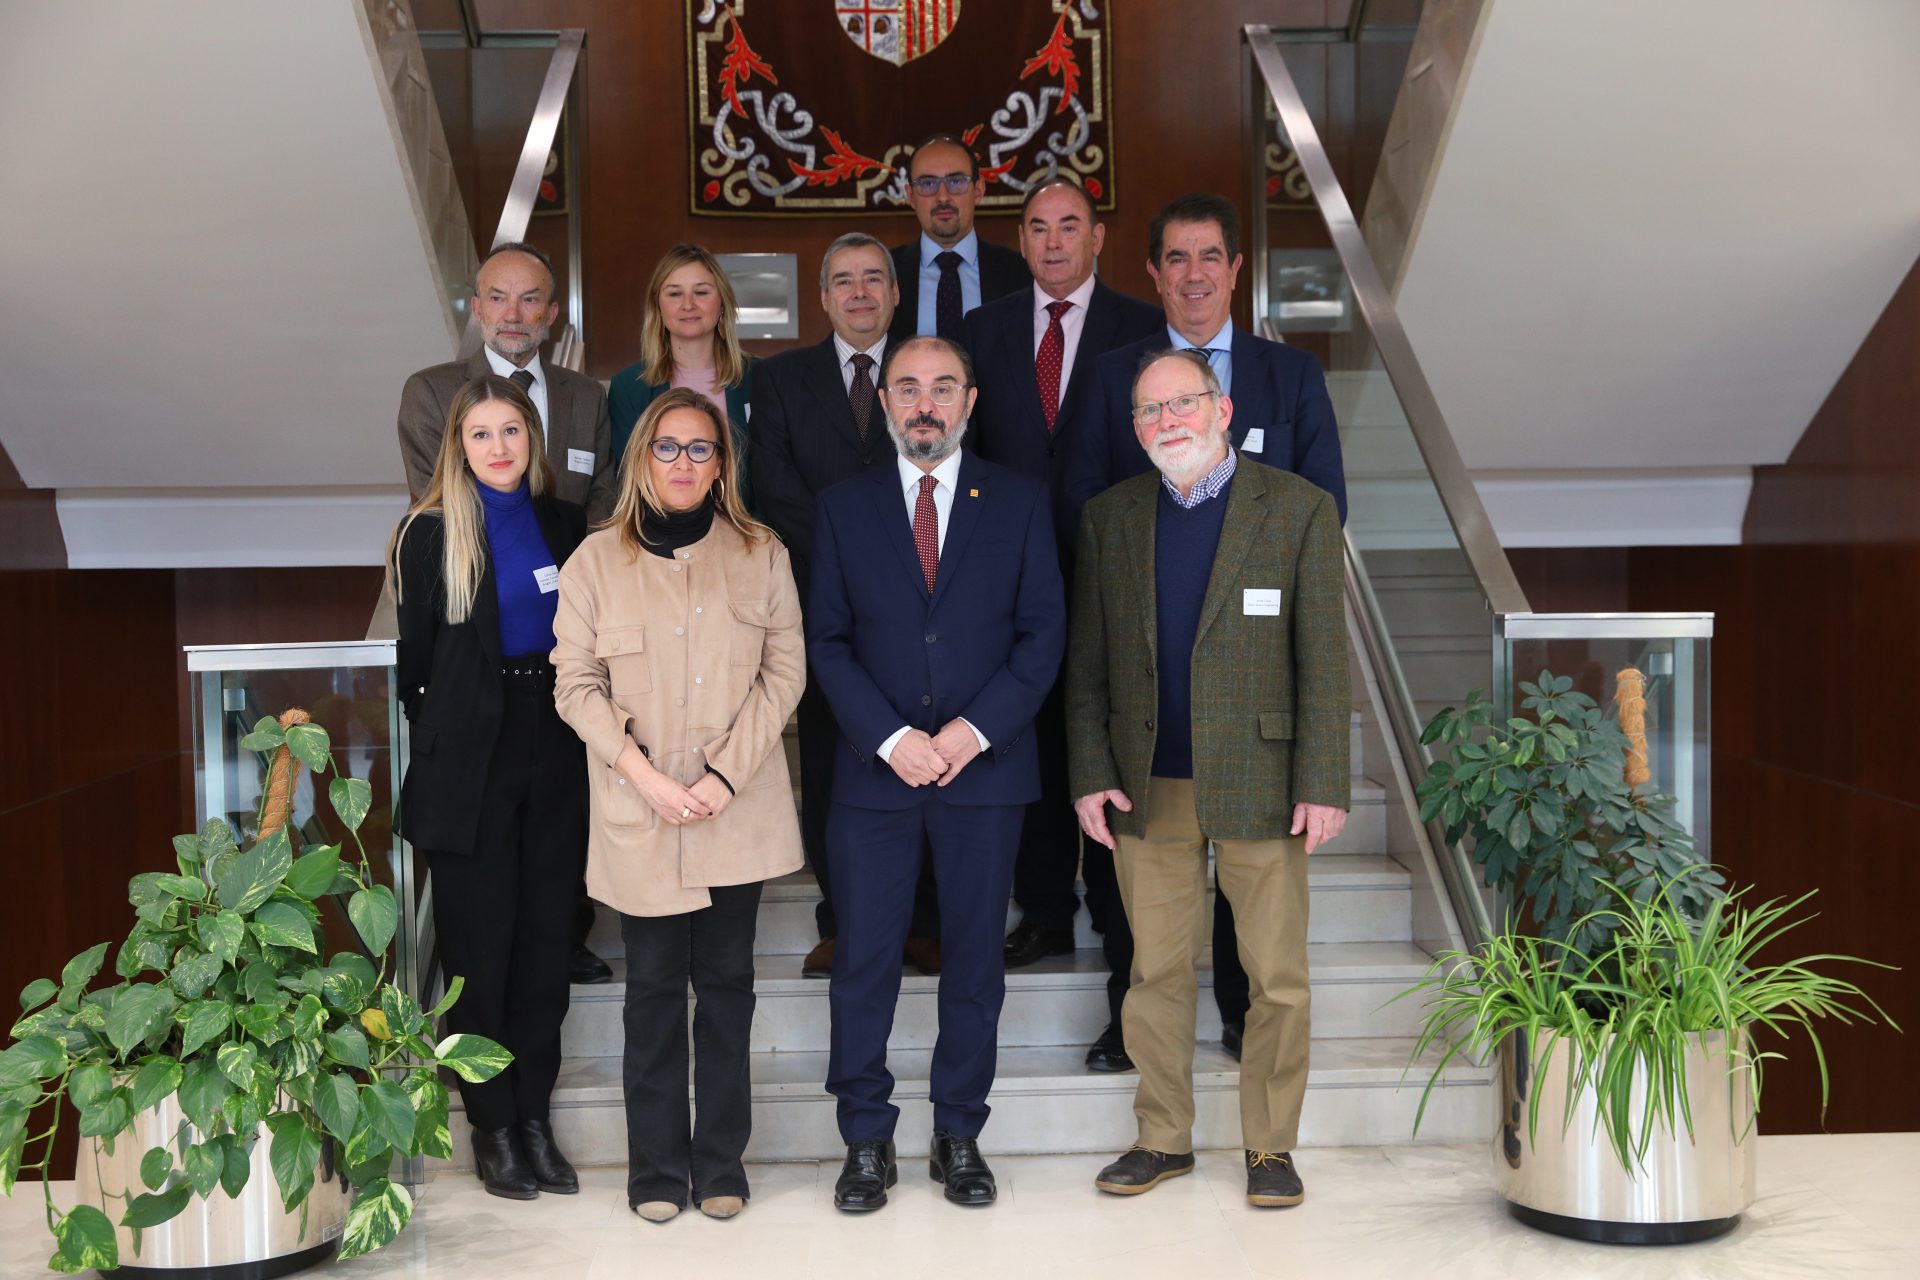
[[1114, 777, 1311, 1154]]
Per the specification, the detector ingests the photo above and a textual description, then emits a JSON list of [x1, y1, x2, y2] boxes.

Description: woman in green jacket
[[609, 244, 756, 508]]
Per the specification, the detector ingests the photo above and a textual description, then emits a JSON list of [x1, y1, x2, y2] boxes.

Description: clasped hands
[[1073, 789, 1348, 854], [615, 742, 733, 826], [886, 719, 982, 788]]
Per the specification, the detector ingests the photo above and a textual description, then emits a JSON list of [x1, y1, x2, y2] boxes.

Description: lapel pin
[[969, 488, 979, 497]]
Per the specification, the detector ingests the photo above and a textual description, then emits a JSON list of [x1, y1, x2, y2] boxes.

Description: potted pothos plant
[[0, 710, 508, 1273], [1399, 671, 1897, 1242]]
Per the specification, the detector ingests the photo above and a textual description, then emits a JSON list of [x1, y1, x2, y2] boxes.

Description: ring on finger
[[680, 806, 691, 819]]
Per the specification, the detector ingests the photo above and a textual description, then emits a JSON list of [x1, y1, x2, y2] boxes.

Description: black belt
[[501, 655, 555, 684]]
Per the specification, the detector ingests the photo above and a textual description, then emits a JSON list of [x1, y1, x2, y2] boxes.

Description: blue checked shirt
[[1162, 449, 1237, 509]]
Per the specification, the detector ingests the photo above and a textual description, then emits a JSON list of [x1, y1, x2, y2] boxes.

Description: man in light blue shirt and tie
[[888, 133, 1031, 344]]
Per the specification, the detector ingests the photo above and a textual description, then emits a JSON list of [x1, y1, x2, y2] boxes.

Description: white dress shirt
[[832, 332, 889, 395], [483, 346, 550, 436], [875, 448, 989, 762], [1032, 273, 1099, 402]]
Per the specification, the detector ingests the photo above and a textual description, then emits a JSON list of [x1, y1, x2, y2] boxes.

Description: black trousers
[[620, 882, 764, 1208], [1009, 675, 1083, 931], [428, 680, 584, 1131], [1083, 841, 1251, 1032], [797, 672, 939, 940]]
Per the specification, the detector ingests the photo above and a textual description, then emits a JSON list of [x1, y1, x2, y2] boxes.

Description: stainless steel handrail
[[456, 28, 586, 360], [1244, 25, 1529, 616]]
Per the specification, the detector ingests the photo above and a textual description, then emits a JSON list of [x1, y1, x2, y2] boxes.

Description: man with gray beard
[[805, 336, 1067, 1213]]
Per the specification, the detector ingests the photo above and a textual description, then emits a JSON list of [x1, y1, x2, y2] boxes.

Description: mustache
[[905, 412, 945, 432]]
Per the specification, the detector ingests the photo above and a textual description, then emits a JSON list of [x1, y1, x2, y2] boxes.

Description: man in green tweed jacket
[[1066, 349, 1349, 1209]]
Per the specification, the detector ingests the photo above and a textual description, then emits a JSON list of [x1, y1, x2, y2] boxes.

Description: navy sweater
[[479, 482, 559, 657], [1151, 479, 1231, 778]]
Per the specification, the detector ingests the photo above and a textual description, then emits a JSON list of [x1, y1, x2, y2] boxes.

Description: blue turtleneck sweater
[[478, 482, 558, 657]]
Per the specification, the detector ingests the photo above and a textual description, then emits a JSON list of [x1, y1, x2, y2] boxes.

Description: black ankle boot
[[471, 1125, 538, 1200], [517, 1118, 579, 1194]]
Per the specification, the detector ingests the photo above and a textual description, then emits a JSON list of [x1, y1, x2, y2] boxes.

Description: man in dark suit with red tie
[[960, 178, 1163, 1070], [751, 233, 943, 980], [806, 335, 1066, 1213]]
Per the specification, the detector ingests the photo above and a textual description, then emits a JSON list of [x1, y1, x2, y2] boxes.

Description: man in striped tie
[[805, 336, 1066, 1213]]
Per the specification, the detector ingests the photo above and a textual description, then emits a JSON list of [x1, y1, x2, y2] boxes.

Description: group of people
[[385, 131, 1352, 1225]]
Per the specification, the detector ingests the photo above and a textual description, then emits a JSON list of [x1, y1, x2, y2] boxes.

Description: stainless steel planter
[[71, 1095, 351, 1279], [1493, 1028, 1757, 1244]]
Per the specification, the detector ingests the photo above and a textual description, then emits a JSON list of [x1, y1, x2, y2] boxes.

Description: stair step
[[444, 1036, 1489, 1164], [561, 942, 1436, 1059]]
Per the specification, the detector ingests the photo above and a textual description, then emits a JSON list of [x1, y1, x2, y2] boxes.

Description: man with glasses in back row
[[889, 133, 1031, 343]]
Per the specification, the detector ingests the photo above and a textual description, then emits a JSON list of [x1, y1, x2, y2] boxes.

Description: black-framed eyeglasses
[[883, 382, 969, 406], [649, 438, 718, 463], [1131, 391, 1217, 426], [909, 174, 974, 197]]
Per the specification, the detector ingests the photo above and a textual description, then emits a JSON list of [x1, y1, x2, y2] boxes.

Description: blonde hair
[[640, 244, 747, 390], [386, 376, 557, 623], [608, 387, 770, 556]]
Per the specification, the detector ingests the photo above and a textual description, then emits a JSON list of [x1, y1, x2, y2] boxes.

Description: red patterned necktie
[[1036, 300, 1072, 432], [912, 474, 939, 592]]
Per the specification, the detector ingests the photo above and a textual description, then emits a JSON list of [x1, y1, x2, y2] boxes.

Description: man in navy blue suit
[[1059, 193, 1348, 1066], [807, 336, 1067, 1213]]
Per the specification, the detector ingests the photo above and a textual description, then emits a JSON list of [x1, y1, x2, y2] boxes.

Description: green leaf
[[153, 874, 208, 901], [185, 1140, 223, 1198], [68, 1062, 113, 1111], [337, 1177, 412, 1262], [139, 1145, 172, 1191], [432, 1033, 512, 1084], [0, 1035, 64, 1088], [347, 886, 398, 956], [361, 1080, 416, 1152], [424, 974, 464, 1021], [122, 1181, 192, 1228], [241, 963, 283, 1008], [313, 1071, 361, 1141], [216, 1041, 257, 1091], [60, 942, 111, 992], [215, 828, 294, 914], [1, 1099, 29, 1195], [77, 1088, 132, 1139], [291, 994, 326, 1041], [284, 722, 331, 772], [19, 978, 57, 1013], [342, 1113, 391, 1186], [169, 946, 224, 1000], [250, 902, 317, 953], [52, 1205, 118, 1271], [219, 1133, 252, 1198], [265, 1112, 321, 1212], [172, 832, 206, 868], [237, 716, 286, 753], [329, 776, 373, 832], [406, 1072, 451, 1160], [129, 1057, 183, 1114], [380, 987, 423, 1040], [324, 1025, 370, 1069], [177, 1059, 234, 1135], [198, 911, 246, 965], [284, 846, 342, 901], [179, 1001, 233, 1057]]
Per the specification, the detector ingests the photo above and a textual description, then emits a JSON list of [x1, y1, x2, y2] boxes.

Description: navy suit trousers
[[826, 796, 1024, 1142]]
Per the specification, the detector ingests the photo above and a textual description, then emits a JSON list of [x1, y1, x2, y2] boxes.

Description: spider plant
[[1398, 875, 1898, 1172]]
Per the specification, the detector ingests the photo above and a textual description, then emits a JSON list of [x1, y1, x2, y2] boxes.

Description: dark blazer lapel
[[1119, 483, 1158, 661], [1192, 456, 1267, 646], [463, 350, 491, 382], [1228, 332, 1275, 449], [929, 452, 987, 610], [802, 338, 867, 456], [865, 462, 931, 603], [1059, 283, 1122, 424], [1000, 287, 1048, 432]]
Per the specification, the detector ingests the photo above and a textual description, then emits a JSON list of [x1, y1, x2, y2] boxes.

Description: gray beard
[[888, 415, 968, 465]]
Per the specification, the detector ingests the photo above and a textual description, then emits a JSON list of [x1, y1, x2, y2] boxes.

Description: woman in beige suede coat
[[552, 387, 803, 1224]]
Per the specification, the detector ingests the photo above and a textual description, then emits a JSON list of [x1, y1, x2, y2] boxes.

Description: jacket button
[[1145, 719, 1155, 731], [925, 633, 937, 643], [1146, 665, 1155, 676], [616, 777, 627, 786], [695, 676, 703, 685], [671, 564, 682, 573], [921, 694, 932, 706], [675, 626, 685, 636], [676, 697, 685, 707]]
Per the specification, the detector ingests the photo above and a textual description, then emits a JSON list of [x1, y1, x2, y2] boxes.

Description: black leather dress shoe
[[1094, 1145, 1195, 1195], [929, 1132, 996, 1206], [1221, 1018, 1244, 1061], [570, 944, 613, 985], [471, 1125, 538, 1200], [833, 1140, 897, 1212], [1003, 920, 1075, 968], [516, 1118, 578, 1194], [1085, 1023, 1134, 1073]]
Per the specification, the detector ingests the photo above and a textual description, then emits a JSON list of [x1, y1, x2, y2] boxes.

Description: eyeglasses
[[909, 174, 974, 197], [883, 382, 969, 406], [649, 438, 718, 463], [1131, 391, 1217, 426]]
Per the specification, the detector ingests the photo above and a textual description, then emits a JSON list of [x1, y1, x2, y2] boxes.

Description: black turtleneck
[[640, 495, 716, 558]]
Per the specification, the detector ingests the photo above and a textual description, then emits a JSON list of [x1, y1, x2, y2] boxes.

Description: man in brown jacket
[[1067, 349, 1348, 1208]]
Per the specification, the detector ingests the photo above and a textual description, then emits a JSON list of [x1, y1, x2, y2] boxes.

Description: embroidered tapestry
[[687, 1, 1116, 216]]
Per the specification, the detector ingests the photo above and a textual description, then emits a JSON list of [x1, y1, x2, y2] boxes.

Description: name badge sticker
[[1241, 427, 1266, 454], [567, 448, 594, 475], [1243, 588, 1282, 616], [534, 565, 560, 593]]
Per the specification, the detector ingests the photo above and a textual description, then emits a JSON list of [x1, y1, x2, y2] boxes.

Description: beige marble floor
[[2, 1135, 1913, 1279]]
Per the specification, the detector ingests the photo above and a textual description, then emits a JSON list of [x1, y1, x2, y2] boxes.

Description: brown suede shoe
[[802, 938, 835, 979], [903, 936, 942, 975]]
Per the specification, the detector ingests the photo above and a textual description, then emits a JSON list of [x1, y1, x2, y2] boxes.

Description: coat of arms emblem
[[836, 0, 961, 66]]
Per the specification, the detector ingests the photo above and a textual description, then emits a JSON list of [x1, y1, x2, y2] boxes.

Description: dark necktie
[[1035, 300, 1073, 433], [912, 474, 939, 592], [934, 250, 964, 342], [848, 352, 876, 441], [508, 369, 535, 392], [1191, 347, 1224, 389]]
